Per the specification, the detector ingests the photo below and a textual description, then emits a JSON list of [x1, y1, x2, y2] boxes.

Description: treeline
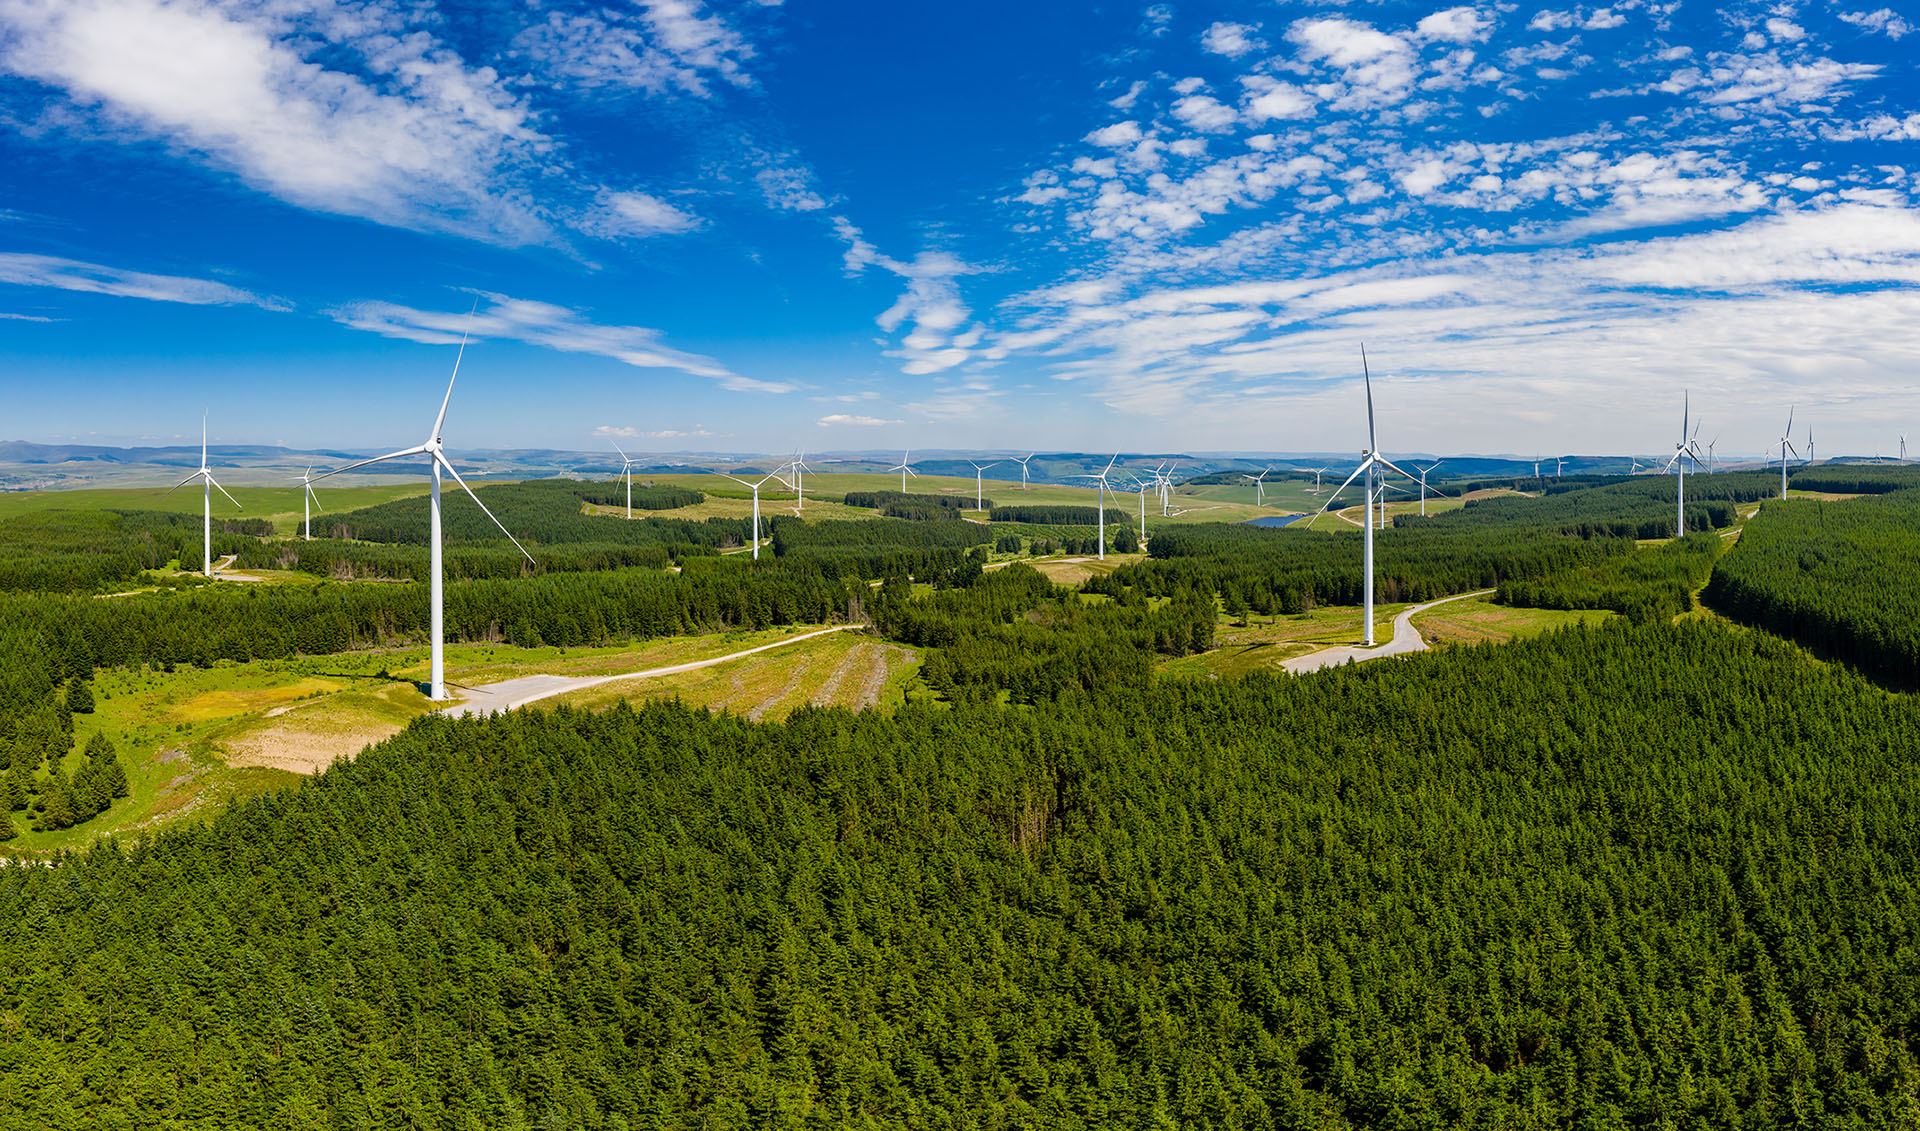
[[314, 478, 705, 545], [987, 504, 1128, 526], [1408, 475, 1771, 539], [1787, 465, 1920, 495], [770, 517, 994, 582], [1130, 521, 1624, 614], [570, 481, 705, 510], [7, 620, 1920, 1124], [1499, 532, 1722, 622], [0, 562, 860, 674], [1704, 492, 1920, 685], [871, 565, 1213, 702], [236, 515, 749, 581], [842, 490, 984, 520], [0, 509, 271, 593]]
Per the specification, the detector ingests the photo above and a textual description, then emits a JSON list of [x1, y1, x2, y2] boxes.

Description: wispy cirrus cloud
[[0, 252, 280, 308], [332, 292, 787, 392], [816, 414, 901, 427]]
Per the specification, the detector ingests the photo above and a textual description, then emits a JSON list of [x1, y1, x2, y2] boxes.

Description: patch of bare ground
[[852, 644, 914, 710], [811, 640, 865, 705], [225, 717, 405, 775]]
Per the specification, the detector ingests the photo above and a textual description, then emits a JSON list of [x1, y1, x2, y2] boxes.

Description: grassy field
[[1159, 603, 1407, 679], [555, 630, 921, 718], [0, 482, 431, 529], [1410, 596, 1615, 647], [0, 625, 913, 857]]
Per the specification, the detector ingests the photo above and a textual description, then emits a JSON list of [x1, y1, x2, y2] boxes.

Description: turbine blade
[[439, 454, 533, 563], [201, 412, 208, 469], [1317, 462, 1370, 514], [1375, 455, 1420, 482], [163, 470, 202, 495], [308, 484, 324, 512], [208, 475, 242, 509], [308, 445, 430, 484], [1681, 390, 1688, 442], [430, 325, 473, 443], [1785, 405, 1794, 436], [611, 439, 629, 460], [1362, 346, 1376, 452]]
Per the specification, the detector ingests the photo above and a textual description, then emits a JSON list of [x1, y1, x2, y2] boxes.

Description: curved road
[[1281, 589, 1495, 674], [441, 625, 859, 718]]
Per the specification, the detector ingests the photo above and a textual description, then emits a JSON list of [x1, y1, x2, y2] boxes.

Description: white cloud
[[1287, 18, 1418, 110], [1416, 7, 1492, 43], [1109, 80, 1147, 110], [517, 0, 755, 97], [1693, 53, 1879, 110], [755, 164, 827, 212], [1201, 21, 1262, 57], [816, 414, 901, 427], [0, 311, 56, 321], [596, 424, 722, 440], [332, 292, 782, 391], [582, 191, 700, 238], [1839, 9, 1913, 39], [833, 221, 984, 376], [1172, 94, 1239, 133], [1764, 18, 1804, 41], [1241, 76, 1317, 121], [1087, 120, 1145, 147], [0, 252, 279, 307], [0, 0, 561, 244]]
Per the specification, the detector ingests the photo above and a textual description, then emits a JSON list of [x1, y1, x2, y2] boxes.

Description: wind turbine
[[889, 449, 917, 492], [1312, 466, 1329, 489], [1776, 407, 1798, 500], [1242, 465, 1272, 505], [1069, 454, 1121, 560], [1309, 348, 1418, 646], [164, 413, 242, 576], [1555, 456, 1565, 479], [787, 452, 812, 512], [611, 440, 639, 518], [967, 459, 1001, 510], [1127, 473, 1149, 542], [293, 466, 323, 542], [718, 469, 789, 560], [309, 333, 532, 702], [1414, 461, 1443, 517], [1664, 392, 1707, 535], [1804, 430, 1814, 468], [1902, 434, 1908, 463], [1012, 453, 1037, 489], [1706, 437, 1719, 475]]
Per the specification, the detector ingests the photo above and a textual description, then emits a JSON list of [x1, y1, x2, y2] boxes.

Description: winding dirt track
[[1281, 589, 1495, 674]]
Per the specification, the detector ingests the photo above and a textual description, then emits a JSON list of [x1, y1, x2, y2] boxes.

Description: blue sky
[[1, 0, 1917, 459]]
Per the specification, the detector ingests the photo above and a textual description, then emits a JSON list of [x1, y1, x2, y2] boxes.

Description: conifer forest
[[1, 469, 1919, 1129]]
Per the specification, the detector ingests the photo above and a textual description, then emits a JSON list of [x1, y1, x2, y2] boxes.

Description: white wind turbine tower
[[1309, 348, 1418, 646], [1242, 465, 1272, 505], [1127, 473, 1149, 542], [1706, 437, 1719, 475], [293, 466, 323, 541], [309, 334, 533, 702], [889, 449, 917, 492], [1775, 407, 1798, 500], [165, 413, 242, 576], [786, 452, 812, 513], [1804, 430, 1814, 468], [1901, 434, 1908, 463], [1555, 456, 1565, 479], [1012, 453, 1037, 490], [611, 440, 639, 518], [1414, 461, 1443, 517], [967, 459, 1001, 510], [718, 468, 790, 560], [1069, 454, 1121, 561], [1663, 392, 1707, 536], [1312, 466, 1329, 489]]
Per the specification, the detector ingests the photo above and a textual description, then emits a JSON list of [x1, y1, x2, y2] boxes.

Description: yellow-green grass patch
[[1411, 596, 1614, 647]]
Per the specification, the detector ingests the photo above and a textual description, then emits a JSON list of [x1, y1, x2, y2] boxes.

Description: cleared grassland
[[0, 625, 861, 856], [1159, 602, 1406, 680], [555, 631, 920, 718], [1410, 595, 1615, 646], [0, 482, 430, 529]]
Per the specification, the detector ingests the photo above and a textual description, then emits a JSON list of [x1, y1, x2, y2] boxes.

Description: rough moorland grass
[[1411, 595, 1615, 647]]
